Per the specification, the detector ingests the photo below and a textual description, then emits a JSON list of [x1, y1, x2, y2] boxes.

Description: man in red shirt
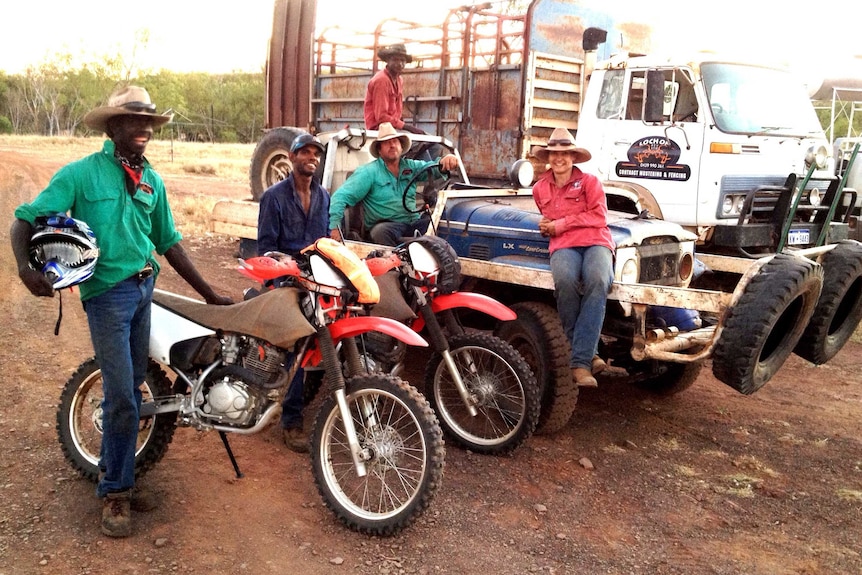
[[364, 44, 424, 134], [532, 127, 614, 388]]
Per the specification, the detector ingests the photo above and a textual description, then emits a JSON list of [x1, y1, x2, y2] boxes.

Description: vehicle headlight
[[805, 144, 829, 170], [722, 195, 735, 216], [808, 187, 822, 207], [678, 251, 694, 282], [509, 159, 534, 188], [620, 258, 639, 283]]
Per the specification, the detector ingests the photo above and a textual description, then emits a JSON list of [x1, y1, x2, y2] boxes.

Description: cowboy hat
[[370, 122, 412, 158], [83, 85, 173, 133], [378, 44, 413, 63], [533, 127, 591, 164]]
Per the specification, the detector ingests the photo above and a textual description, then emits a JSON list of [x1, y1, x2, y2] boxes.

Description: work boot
[[282, 427, 309, 453], [101, 491, 132, 538], [99, 471, 158, 513], [572, 367, 598, 388], [591, 355, 608, 375]]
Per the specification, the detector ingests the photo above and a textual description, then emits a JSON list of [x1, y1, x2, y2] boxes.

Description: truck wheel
[[794, 241, 862, 364], [249, 127, 306, 200], [494, 301, 578, 435], [712, 254, 822, 394]]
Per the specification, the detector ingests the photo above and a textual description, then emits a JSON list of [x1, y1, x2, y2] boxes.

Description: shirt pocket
[[81, 182, 122, 228], [562, 185, 588, 215]]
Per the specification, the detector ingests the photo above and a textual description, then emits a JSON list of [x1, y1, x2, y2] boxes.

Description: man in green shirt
[[10, 86, 232, 538], [328, 122, 459, 245]]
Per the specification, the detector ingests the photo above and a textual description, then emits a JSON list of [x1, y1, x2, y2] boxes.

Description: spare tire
[[795, 240, 862, 364], [249, 127, 306, 200], [712, 254, 823, 394]]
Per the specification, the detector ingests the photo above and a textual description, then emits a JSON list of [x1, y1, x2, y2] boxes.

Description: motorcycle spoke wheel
[[425, 333, 540, 455], [311, 374, 444, 536], [56, 358, 176, 483]]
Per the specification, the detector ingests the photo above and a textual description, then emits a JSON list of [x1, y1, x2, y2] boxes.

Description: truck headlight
[[805, 145, 829, 170], [620, 258, 639, 283], [808, 187, 822, 207], [678, 251, 694, 282]]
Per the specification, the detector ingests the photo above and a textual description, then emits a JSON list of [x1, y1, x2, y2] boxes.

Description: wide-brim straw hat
[[378, 43, 413, 63], [534, 127, 591, 164], [370, 122, 412, 158], [83, 85, 173, 133]]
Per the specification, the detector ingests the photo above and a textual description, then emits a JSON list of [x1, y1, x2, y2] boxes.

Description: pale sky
[[1, 0, 860, 80]]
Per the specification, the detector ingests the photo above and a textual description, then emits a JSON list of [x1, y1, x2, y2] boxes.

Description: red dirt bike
[[362, 235, 540, 455], [56, 238, 445, 536]]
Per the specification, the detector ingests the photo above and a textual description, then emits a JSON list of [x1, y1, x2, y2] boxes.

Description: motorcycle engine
[[203, 376, 257, 425], [200, 335, 286, 427]]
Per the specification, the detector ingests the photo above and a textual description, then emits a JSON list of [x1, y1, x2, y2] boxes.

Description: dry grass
[[0, 135, 255, 184], [0, 134, 255, 236]]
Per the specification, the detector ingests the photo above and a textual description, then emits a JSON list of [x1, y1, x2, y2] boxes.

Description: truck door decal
[[616, 137, 691, 181]]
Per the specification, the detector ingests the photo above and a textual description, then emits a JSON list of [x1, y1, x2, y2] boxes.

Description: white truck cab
[[577, 55, 849, 255]]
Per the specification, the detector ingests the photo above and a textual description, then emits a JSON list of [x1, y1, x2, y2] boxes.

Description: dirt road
[[1, 145, 860, 575]]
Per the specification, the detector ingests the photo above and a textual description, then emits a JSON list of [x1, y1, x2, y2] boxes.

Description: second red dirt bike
[[362, 235, 541, 455], [56, 238, 445, 536]]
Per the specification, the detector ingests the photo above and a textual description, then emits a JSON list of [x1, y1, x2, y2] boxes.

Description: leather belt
[[133, 263, 154, 281]]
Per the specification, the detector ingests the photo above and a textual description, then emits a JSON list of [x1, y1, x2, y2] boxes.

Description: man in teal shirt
[[10, 86, 232, 538], [328, 122, 459, 245]]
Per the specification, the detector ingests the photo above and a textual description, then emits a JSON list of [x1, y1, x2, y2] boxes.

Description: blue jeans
[[82, 276, 154, 498], [280, 366, 304, 430], [369, 213, 431, 246], [550, 246, 613, 370]]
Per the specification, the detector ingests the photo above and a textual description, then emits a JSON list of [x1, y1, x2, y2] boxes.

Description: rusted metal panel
[[525, 0, 652, 61], [459, 130, 521, 180], [267, 0, 317, 130]]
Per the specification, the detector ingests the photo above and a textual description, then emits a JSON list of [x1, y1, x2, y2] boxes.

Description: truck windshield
[[702, 63, 823, 137]]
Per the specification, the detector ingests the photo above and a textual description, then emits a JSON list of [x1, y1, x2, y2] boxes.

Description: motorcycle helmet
[[29, 214, 99, 290]]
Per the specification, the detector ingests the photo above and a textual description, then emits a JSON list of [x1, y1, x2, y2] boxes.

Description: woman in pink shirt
[[532, 127, 614, 388]]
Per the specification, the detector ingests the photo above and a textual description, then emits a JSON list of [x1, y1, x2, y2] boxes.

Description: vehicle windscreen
[[702, 63, 823, 137]]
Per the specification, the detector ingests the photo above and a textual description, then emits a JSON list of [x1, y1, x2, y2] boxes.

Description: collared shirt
[[328, 157, 439, 231], [14, 140, 181, 301], [364, 68, 404, 130], [257, 174, 330, 256], [531, 166, 615, 254]]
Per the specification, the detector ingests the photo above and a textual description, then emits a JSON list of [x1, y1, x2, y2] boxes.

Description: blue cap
[[291, 133, 325, 154]]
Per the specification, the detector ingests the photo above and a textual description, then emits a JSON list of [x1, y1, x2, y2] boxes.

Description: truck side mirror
[[644, 70, 666, 124]]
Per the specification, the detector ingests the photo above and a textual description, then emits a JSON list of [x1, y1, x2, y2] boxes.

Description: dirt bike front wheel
[[424, 332, 540, 455], [310, 374, 445, 536], [56, 357, 177, 483]]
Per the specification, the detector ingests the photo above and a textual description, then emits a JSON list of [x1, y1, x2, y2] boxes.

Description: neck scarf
[[115, 150, 144, 196]]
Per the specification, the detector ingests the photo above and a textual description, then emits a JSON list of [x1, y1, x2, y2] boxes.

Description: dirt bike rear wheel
[[310, 374, 445, 536], [56, 357, 177, 483], [424, 332, 540, 454]]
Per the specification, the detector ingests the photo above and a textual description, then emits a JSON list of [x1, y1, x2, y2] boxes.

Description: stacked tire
[[712, 254, 823, 394]]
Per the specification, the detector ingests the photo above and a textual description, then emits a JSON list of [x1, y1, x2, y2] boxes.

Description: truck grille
[[638, 239, 680, 286]]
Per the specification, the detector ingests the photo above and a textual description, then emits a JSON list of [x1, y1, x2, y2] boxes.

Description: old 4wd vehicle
[[213, 128, 835, 434]]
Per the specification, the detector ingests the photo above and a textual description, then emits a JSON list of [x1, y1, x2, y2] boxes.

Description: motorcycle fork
[[418, 303, 479, 417], [318, 327, 368, 477]]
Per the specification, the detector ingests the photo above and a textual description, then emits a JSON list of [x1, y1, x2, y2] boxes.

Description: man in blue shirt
[[256, 133, 329, 452], [328, 122, 459, 245]]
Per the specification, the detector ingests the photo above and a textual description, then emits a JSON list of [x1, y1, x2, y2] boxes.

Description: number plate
[[788, 229, 810, 245]]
